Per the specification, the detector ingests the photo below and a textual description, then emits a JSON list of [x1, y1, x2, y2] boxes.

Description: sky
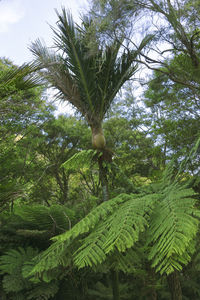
[[0, 0, 88, 65], [0, 0, 89, 114]]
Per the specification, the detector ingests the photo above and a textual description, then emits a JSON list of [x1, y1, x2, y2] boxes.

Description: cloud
[[0, 0, 25, 33]]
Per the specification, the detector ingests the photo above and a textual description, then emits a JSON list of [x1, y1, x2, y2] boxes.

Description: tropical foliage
[[0, 1, 200, 300]]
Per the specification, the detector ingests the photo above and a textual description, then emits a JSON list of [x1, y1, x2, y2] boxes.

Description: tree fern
[[28, 193, 156, 278], [28, 194, 129, 278], [73, 193, 157, 268], [0, 247, 39, 276], [147, 183, 199, 275], [0, 247, 59, 299], [26, 281, 59, 300], [0, 247, 38, 293], [27, 157, 200, 279]]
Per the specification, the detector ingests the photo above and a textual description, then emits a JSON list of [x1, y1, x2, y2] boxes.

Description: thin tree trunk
[[91, 124, 118, 299], [111, 270, 120, 300], [98, 157, 109, 202], [91, 124, 109, 201], [145, 263, 157, 300], [167, 271, 182, 300]]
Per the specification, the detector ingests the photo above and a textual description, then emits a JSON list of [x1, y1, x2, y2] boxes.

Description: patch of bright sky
[[0, 0, 89, 115], [0, 0, 88, 64]]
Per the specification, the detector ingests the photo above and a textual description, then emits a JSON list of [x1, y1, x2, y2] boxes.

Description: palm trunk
[[91, 124, 108, 202], [91, 124, 118, 299], [98, 156, 109, 202], [167, 271, 182, 300]]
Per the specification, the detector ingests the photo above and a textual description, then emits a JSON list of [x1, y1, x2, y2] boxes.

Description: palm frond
[[0, 63, 40, 99], [30, 39, 82, 109], [30, 8, 151, 127], [52, 9, 96, 112]]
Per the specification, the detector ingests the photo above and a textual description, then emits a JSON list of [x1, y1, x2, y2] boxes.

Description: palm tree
[[0, 59, 40, 99], [30, 8, 150, 201]]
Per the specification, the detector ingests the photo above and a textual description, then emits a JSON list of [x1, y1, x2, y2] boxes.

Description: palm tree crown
[[30, 8, 149, 149]]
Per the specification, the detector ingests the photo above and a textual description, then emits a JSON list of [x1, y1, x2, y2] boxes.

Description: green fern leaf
[[62, 149, 97, 171], [73, 223, 109, 268], [2, 274, 28, 293], [28, 194, 132, 277], [27, 281, 59, 300], [14, 204, 74, 231], [0, 247, 39, 275], [147, 184, 198, 275], [0, 247, 39, 293], [73, 194, 157, 268], [103, 194, 157, 253]]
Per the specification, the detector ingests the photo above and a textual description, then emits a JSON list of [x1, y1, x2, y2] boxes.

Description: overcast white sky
[[0, 0, 88, 65]]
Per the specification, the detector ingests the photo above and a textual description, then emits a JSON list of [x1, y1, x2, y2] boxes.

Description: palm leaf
[[30, 9, 151, 127], [52, 9, 96, 112], [30, 40, 82, 110], [0, 63, 40, 99]]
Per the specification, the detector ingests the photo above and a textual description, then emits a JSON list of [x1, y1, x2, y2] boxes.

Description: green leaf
[[147, 184, 199, 275]]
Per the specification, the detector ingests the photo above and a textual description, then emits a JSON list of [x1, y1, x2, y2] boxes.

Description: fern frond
[[0, 247, 39, 275], [27, 241, 71, 282], [53, 193, 130, 243], [62, 149, 97, 171], [28, 194, 134, 277], [2, 274, 28, 293], [28, 193, 158, 276], [73, 193, 156, 268], [107, 248, 141, 274], [28, 179, 199, 279], [102, 194, 157, 253], [0, 247, 39, 294], [26, 281, 59, 300], [73, 222, 109, 268], [148, 183, 198, 275], [14, 204, 74, 231]]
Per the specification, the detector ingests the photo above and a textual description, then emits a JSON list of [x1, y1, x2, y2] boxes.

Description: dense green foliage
[[0, 1, 200, 299]]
